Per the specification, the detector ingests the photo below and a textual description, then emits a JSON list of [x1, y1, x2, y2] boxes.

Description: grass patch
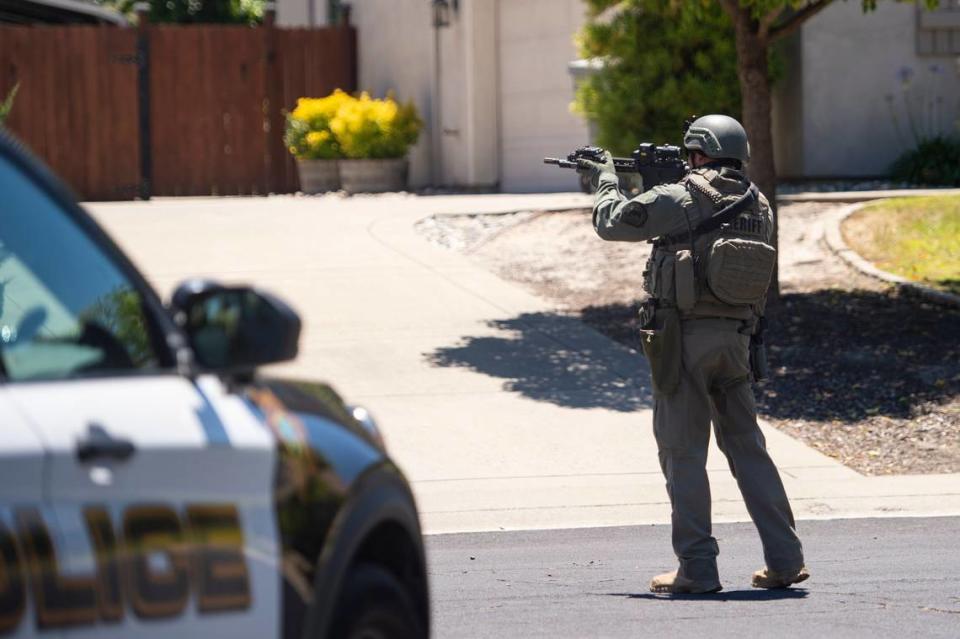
[[842, 195, 960, 295]]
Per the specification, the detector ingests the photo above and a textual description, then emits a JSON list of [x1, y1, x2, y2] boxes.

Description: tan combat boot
[[751, 566, 810, 589], [649, 570, 722, 594]]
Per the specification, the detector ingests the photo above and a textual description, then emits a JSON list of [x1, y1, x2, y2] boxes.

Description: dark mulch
[[761, 289, 960, 424], [579, 288, 960, 475]]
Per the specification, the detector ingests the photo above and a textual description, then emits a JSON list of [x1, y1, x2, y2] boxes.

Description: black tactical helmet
[[683, 114, 750, 164]]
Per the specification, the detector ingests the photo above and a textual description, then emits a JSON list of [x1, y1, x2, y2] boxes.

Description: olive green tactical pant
[[653, 318, 804, 586]]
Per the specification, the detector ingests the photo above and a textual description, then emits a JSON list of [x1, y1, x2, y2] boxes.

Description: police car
[[0, 131, 429, 638]]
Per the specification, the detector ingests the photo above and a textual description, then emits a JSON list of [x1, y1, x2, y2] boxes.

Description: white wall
[[461, 0, 499, 187], [497, 0, 588, 192], [436, 10, 468, 186], [276, 0, 327, 26], [771, 30, 805, 178], [797, 0, 959, 177], [348, 0, 436, 188]]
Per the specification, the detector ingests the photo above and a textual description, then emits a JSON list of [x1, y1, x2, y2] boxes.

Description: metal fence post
[[135, 2, 151, 200], [263, 2, 283, 194]]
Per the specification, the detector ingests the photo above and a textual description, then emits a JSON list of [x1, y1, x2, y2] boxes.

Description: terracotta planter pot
[[339, 158, 408, 194], [296, 159, 340, 194]]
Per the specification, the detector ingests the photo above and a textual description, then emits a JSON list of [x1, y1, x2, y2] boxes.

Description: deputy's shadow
[[607, 589, 809, 602], [425, 312, 652, 412], [576, 288, 960, 423], [425, 288, 959, 419]]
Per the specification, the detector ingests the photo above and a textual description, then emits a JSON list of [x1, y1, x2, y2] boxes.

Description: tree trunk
[[730, 7, 780, 299]]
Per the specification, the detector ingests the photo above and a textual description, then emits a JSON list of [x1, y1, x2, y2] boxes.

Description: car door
[[0, 390, 51, 639], [0, 139, 280, 638]]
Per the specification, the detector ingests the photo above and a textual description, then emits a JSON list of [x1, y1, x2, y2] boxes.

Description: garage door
[[497, 0, 589, 193]]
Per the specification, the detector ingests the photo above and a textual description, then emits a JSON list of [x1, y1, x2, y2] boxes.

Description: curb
[[778, 187, 960, 204], [823, 202, 960, 308]]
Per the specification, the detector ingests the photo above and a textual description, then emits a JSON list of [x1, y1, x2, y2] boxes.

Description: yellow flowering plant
[[330, 92, 422, 159], [285, 90, 422, 161], [284, 90, 354, 160]]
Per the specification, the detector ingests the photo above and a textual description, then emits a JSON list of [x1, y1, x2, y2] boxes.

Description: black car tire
[[330, 563, 425, 639]]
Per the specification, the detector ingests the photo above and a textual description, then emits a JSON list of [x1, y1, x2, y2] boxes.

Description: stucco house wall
[[774, 0, 960, 178], [277, 0, 328, 27], [345, 0, 437, 188], [497, 0, 588, 192]]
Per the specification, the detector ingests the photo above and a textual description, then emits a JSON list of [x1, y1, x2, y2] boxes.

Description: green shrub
[[889, 136, 960, 186], [573, 0, 742, 154], [95, 0, 266, 24]]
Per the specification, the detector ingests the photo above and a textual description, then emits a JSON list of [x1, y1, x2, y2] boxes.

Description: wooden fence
[[0, 21, 356, 200]]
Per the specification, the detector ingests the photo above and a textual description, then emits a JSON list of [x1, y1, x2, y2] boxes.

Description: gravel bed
[[414, 211, 538, 253], [416, 202, 960, 475]]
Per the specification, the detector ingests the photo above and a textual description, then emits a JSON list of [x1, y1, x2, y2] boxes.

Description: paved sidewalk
[[89, 193, 960, 534]]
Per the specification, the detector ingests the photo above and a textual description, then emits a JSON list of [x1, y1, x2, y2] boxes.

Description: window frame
[[0, 131, 184, 383], [917, 1, 960, 56]]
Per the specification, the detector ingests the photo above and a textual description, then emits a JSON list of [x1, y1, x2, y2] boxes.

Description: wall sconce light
[[432, 0, 458, 28]]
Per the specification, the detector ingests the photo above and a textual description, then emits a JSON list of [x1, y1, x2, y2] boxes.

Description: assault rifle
[[544, 143, 688, 193]]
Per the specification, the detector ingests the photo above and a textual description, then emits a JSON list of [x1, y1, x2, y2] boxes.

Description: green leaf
[[573, 0, 744, 153]]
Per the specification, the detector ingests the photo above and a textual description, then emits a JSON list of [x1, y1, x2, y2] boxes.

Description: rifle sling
[[656, 183, 759, 247]]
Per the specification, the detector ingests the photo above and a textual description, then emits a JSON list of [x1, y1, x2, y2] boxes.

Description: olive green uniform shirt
[[592, 172, 695, 243]]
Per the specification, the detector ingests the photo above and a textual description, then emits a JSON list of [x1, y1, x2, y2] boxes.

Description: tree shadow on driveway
[[425, 312, 652, 412], [577, 288, 960, 423], [759, 288, 960, 422]]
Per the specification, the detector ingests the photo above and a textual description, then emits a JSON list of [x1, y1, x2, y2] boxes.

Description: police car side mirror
[[170, 280, 301, 373]]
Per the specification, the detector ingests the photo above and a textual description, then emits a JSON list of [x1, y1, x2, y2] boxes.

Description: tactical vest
[[642, 167, 776, 320]]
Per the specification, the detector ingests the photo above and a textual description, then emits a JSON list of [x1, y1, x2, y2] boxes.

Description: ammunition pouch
[[706, 237, 777, 307], [638, 305, 682, 396], [674, 249, 697, 311]]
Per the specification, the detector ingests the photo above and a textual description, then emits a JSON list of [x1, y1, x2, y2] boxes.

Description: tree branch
[[769, 0, 835, 43], [758, 6, 787, 40], [718, 0, 740, 22]]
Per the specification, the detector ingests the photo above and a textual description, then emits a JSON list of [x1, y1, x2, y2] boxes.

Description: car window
[[0, 154, 162, 381]]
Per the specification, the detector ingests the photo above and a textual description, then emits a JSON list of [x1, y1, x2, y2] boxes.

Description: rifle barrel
[[543, 155, 639, 172], [543, 157, 579, 169]]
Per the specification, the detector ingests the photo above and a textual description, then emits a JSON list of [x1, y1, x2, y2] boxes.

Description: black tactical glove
[[576, 150, 616, 189]]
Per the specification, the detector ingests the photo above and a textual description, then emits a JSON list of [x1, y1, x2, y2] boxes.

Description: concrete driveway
[[89, 193, 960, 534]]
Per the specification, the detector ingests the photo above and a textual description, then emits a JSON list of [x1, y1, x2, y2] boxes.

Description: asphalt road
[[427, 517, 960, 638]]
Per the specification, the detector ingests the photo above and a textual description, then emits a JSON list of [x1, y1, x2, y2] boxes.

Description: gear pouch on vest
[[650, 252, 675, 301], [674, 249, 697, 311], [639, 307, 681, 395], [706, 238, 776, 306]]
